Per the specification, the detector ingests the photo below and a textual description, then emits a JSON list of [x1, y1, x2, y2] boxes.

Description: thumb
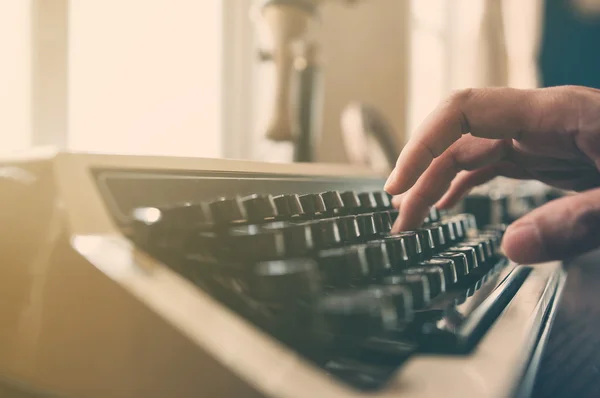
[[502, 187, 600, 264]]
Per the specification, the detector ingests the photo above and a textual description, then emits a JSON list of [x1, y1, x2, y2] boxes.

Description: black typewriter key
[[316, 288, 399, 338], [431, 221, 454, 248], [449, 214, 469, 240], [298, 193, 327, 215], [373, 191, 392, 209], [391, 231, 422, 264], [428, 207, 441, 223], [317, 247, 369, 288], [421, 258, 457, 287], [356, 213, 378, 238], [458, 241, 486, 266], [304, 219, 341, 249], [368, 284, 413, 322], [358, 192, 378, 211], [428, 224, 446, 250], [227, 225, 285, 260], [208, 197, 247, 225], [466, 213, 478, 232], [369, 212, 391, 234], [362, 242, 393, 280], [186, 230, 220, 260], [378, 211, 393, 233], [479, 231, 501, 254], [416, 228, 436, 256], [240, 194, 278, 222], [434, 251, 469, 279], [272, 194, 304, 218], [380, 236, 410, 271], [334, 215, 361, 242], [248, 258, 321, 301], [405, 267, 445, 298], [340, 191, 361, 212], [262, 222, 314, 256], [383, 273, 430, 309], [475, 236, 494, 260], [447, 246, 478, 271], [388, 208, 399, 224], [320, 191, 344, 213]]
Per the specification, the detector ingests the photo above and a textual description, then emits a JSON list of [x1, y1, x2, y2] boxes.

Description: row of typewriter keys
[[131, 190, 506, 342]]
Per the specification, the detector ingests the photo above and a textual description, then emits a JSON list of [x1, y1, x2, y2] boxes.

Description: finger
[[391, 194, 404, 209], [436, 162, 531, 209], [502, 187, 600, 263], [393, 136, 512, 230], [384, 86, 582, 195]]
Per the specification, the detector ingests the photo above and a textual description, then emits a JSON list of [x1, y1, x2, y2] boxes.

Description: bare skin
[[384, 85, 600, 264]]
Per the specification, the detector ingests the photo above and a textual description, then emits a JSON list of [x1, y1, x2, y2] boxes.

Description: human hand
[[384, 86, 600, 264]]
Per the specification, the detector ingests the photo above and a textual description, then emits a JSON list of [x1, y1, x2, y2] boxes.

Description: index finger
[[384, 87, 540, 195]]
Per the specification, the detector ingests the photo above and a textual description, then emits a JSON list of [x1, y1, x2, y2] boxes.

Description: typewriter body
[[0, 149, 566, 398]]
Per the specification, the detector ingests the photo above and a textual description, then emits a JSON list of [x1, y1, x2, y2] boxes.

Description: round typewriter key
[[298, 193, 327, 215], [421, 258, 457, 286], [416, 228, 436, 256], [434, 221, 456, 247], [380, 236, 410, 271], [240, 194, 278, 222], [334, 215, 361, 242], [362, 242, 393, 280], [209, 196, 247, 225], [317, 247, 370, 288], [434, 251, 469, 279], [426, 224, 445, 251], [391, 231, 422, 264], [372, 191, 392, 209], [458, 241, 486, 266], [405, 267, 445, 298], [383, 273, 430, 309], [446, 246, 478, 271], [262, 222, 314, 256], [303, 218, 341, 249], [317, 288, 399, 338], [339, 191, 361, 212], [272, 194, 304, 218], [356, 213, 378, 237], [358, 192, 378, 211], [368, 284, 413, 322], [227, 224, 286, 260], [320, 191, 344, 213], [428, 207, 441, 223], [249, 258, 321, 301]]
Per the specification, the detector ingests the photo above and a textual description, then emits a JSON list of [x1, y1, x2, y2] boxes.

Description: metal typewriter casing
[[0, 148, 566, 398]]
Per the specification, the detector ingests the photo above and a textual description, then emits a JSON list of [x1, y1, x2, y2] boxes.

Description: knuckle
[[446, 88, 474, 106]]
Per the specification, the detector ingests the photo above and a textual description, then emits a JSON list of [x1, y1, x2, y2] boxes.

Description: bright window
[[0, 0, 31, 152], [1, 0, 232, 158], [69, 0, 223, 157]]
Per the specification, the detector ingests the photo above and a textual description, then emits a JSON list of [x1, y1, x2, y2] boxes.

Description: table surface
[[532, 248, 600, 398]]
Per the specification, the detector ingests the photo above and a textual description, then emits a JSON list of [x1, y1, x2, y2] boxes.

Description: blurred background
[[1, 0, 599, 172]]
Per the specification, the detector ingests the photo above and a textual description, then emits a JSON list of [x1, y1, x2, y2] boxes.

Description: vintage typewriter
[[0, 149, 566, 398]]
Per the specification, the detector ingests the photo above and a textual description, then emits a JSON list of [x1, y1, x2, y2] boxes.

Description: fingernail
[[384, 168, 396, 192]]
